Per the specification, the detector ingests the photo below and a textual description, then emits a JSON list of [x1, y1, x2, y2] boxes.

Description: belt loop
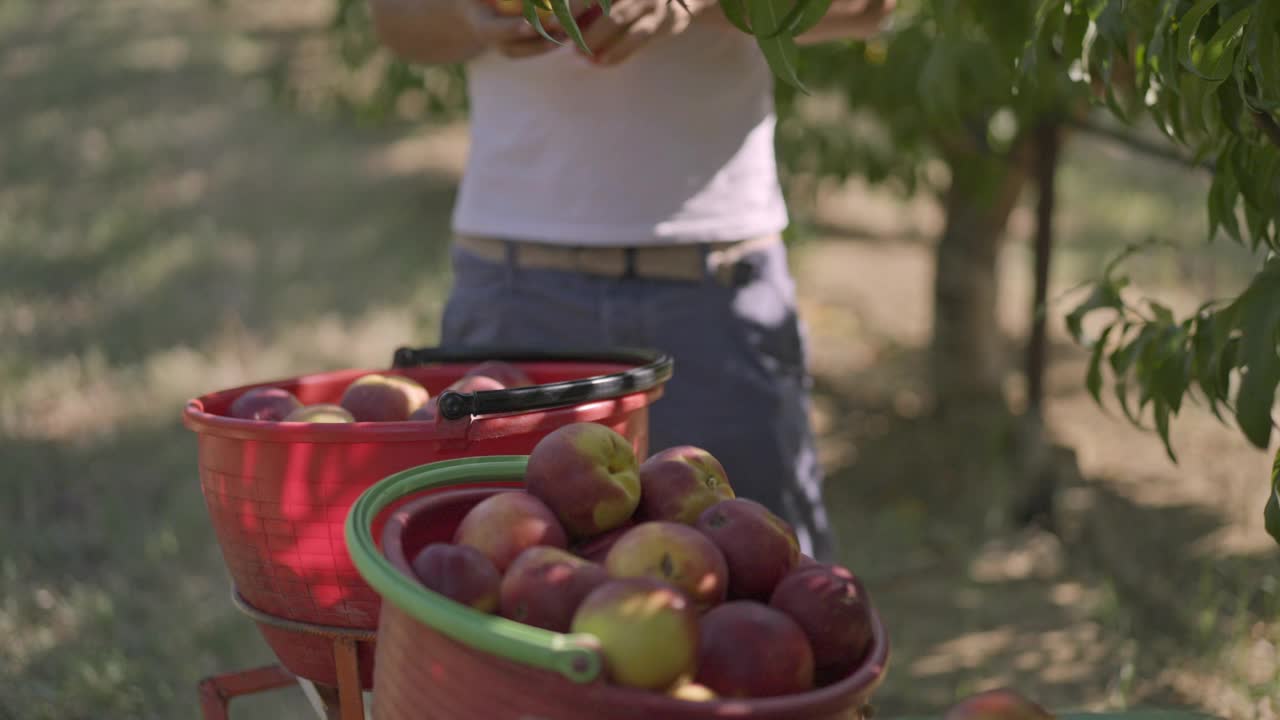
[[502, 239, 518, 282], [697, 243, 715, 285], [623, 247, 638, 279]]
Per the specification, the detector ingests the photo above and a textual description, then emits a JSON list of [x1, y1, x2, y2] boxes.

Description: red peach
[[498, 546, 610, 632], [696, 601, 815, 698], [695, 499, 800, 600], [229, 387, 302, 421], [942, 689, 1056, 720], [453, 491, 568, 572], [769, 563, 873, 674], [411, 543, 501, 613]]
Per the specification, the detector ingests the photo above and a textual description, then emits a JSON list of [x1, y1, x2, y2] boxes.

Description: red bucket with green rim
[[345, 455, 891, 719]]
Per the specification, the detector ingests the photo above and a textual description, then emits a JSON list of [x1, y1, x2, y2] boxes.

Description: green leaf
[[1112, 324, 1162, 425], [1087, 324, 1116, 406], [1231, 266, 1280, 448], [1176, 0, 1221, 71], [523, 2, 562, 46], [791, 0, 833, 36], [1246, 1, 1280, 110], [548, 0, 590, 54], [1265, 478, 1280, 546], [719, 0, 753, 34], [1267, 451, 1280, 545], [749, 0, 806, 91], [1154, 398, 1177, 462], [1199, 6, 1252, 81], [1066, 281, 1125, 343], [761, 0, 817, 39], [1208, 146, 1243, 244]]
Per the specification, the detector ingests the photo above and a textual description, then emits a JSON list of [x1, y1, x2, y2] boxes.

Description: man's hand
[[456, 0, 560, 58], [574, 0, 716, 66]]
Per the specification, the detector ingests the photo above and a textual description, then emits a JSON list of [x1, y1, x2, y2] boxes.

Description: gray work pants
[[439, 239, 836, 562]]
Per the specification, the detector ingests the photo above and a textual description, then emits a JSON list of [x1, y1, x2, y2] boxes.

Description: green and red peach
[[636, 446, 734, 526], [525, 423, 641, 539], [339, 373, 424, 422], [284, 403, 354, 423], [570, 578, 699, 691], [604, 522, 728, 611]]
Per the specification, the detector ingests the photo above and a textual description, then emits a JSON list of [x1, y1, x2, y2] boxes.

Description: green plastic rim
[[344, 455, 605, 684]]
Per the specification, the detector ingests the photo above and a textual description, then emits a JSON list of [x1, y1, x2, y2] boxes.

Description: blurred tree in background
[[279, 0, 1279, 543]]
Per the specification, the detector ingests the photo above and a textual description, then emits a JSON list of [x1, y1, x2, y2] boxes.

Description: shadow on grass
[[808, 343, 1274, 716], [1, 0, 461, 373], [0, 426, 315, 720]]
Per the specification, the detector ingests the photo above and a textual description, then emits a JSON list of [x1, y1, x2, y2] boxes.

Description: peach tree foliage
[[772, 0, 1280, 545], [323, 0, 1280, 545]]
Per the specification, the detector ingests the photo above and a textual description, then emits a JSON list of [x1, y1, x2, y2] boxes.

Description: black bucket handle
[[391, 346, 674, 421]]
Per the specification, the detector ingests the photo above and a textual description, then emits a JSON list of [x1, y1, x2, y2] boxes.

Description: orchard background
[[1, 0, 1277, 718]]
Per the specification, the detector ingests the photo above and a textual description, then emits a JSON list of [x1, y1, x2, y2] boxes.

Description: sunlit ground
[[1, 1, 1276, 718]]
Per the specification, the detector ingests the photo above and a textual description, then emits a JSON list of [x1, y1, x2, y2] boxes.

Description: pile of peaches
[[223, 361, 534, 424], [409, 421, 877, 701]]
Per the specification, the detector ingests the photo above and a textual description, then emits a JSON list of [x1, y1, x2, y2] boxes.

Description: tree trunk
[[930, 139, 1033, 415]]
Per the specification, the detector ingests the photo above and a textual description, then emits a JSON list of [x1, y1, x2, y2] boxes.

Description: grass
[[2, 0, 1277, 718]]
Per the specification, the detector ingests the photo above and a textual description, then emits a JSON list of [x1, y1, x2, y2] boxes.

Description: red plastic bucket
[[346, 456, 891, 720], [183, 347, 672, 688]]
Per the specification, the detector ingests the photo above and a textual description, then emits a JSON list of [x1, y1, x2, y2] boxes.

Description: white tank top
[[451, 23, 789, 247]]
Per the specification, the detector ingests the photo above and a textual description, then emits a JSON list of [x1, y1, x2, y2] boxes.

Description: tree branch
[[1066, 115, 1215, 172]]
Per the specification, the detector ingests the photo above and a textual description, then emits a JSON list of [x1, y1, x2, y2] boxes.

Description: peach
[[228, 387, 302, 421], [386, 374, 430, 412], [570, 520, 637, 564], [570, 578, 698, 690], [525, 423, 641, 538], [498, 546, 610, 632], [411, 543, 501, 613], [453, 491, 568, 572], [446, 374, 507, 393], [695, 499, 800, 600], [604, 522, 728, 611], [942, 689, 1056, 720], [696, 601, 814, 698], [668, 680, 717, 702], [769, 564, 873, 674], [465, 360, 534, 388], [408, 397, 438, 421], [340, 373, 420, 422], [636, 446, 734, 526], [284, 403, 354, 423]]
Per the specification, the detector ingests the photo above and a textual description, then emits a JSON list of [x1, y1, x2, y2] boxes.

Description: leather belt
[[453, 234, 782, 286]]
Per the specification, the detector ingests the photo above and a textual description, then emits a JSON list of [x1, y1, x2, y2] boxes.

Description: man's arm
[[796, 0, 894, 44], [367, 0, 485, 65]]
